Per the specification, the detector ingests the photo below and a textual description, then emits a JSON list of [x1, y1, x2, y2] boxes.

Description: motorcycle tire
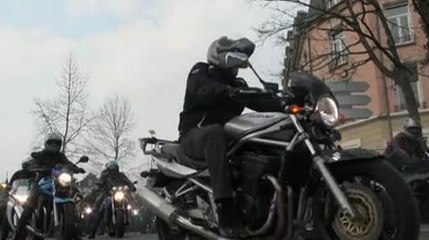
[[311, 159, 420, 240], [115, 209, 125, 238], [56, 203, 75, 240]]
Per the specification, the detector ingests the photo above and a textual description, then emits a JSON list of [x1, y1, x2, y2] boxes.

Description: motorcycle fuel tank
[[224, 112, 289, 138]]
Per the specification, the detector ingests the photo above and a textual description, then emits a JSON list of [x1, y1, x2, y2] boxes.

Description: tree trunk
[[394, 68, 421, 121]]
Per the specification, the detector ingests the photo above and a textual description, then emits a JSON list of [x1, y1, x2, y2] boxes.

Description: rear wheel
[[156, 217, 188, 240], [312, 159, 419, 240]]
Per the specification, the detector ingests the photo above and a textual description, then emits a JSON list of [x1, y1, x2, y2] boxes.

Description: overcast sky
[[0, 0, 294, 180]]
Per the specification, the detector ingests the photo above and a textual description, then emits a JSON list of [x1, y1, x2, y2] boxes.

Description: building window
[[385, 5, 412, 44], [327, 0, 341, 9], [330, 31, 347, 66], [395, 63, 421, 111]]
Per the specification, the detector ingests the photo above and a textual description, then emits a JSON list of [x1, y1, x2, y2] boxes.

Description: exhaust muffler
[[139, 186, 221, 239]]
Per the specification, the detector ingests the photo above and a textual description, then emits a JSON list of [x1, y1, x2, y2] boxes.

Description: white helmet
[[44, 133, 62, 153], [207, 36, 255, 69]]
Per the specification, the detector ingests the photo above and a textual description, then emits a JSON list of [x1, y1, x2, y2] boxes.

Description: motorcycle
[[105, 182, 137, 238], [389, 150, 429, 222], [24, 156, 89, 240], [138, 68, 419, 240], [6, 171, 33, 231]]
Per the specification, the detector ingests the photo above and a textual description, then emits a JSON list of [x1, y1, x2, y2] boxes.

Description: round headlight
[[316, 97, 339, 127], [58, 173, 72, 187], [114, 191, 125, 202]]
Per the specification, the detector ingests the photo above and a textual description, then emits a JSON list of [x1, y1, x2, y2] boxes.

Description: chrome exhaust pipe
[[138, 186, 176, 222], [139, 186, 221, 240]]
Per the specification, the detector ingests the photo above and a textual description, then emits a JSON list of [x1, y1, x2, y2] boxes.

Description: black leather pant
[[180, 124, 232, 200]]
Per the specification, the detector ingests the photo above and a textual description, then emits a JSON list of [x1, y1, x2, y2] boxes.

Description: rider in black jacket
[[14, 133, 85, 240], [385, 118, 428, 172], [178, 36, 283, 238], [88, 161, 136, 239]]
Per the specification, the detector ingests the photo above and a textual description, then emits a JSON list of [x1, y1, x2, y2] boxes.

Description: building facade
[[284, 0, 429, 150]]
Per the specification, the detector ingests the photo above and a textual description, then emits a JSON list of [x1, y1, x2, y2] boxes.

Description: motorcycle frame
[[110, 190, 128, 225], [149, 113, 357, 235]]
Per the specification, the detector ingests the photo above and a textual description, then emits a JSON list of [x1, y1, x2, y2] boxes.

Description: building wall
[[338, 110, 429, 152], [293, 0, 429, 118]]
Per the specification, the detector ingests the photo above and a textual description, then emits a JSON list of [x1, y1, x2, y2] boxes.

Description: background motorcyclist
[[178, 36, 283, 238], [385, 118, 428, 172], [1, 170, 35, 240], [88, 161, 136, 239], [13, 133, 85, 240]]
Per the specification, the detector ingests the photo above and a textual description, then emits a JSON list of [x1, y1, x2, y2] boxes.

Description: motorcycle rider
[[13, 133, 85, 240], [385, 118, 428, 171], [178, 36, 283, 238], [88, 161, 136, 239]]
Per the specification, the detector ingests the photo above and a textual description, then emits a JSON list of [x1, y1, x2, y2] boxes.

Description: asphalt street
[[78, 226, 429, 240]]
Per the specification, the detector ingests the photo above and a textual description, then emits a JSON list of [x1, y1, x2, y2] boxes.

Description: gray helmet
[[403, 118, 422, 138], [207, 36, 255, 69], [44, 133, 62, 153]]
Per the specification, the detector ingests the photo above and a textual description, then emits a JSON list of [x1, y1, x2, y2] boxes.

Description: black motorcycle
[[139, 70, 419, 240], [25, 156, 88, 240], [106, 184, 134, 238], [389, 150, 429, 222]]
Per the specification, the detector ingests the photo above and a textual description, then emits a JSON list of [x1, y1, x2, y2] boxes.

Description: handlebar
[[234, 87, 294, 101]]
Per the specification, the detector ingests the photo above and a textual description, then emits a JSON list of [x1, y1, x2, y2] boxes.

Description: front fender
[[323, 148, 383, 164]]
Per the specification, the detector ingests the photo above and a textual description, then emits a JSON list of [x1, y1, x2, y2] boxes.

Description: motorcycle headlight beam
[[58, 173, 72, 187], [316, 97, 339, 127], [114, 191, 125, 202]]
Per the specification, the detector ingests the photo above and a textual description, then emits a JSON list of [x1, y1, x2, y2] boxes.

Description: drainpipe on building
[[376, 15, 393, 140]]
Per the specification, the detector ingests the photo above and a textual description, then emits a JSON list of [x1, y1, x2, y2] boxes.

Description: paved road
[[80, 226, 429, 240]]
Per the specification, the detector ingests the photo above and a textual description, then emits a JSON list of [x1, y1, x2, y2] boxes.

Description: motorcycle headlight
[[14, 194, 28, 204], [58, 173, 72, 187], [114, 191, 125, 202], [84, 206, 92, 214], [316, 97, 339, 127]]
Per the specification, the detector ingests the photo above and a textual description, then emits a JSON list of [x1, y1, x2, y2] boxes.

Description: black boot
[[216, 199, 246, 238]]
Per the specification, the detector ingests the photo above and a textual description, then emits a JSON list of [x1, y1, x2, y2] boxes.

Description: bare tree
[[86, 94, 135, 163], [33, 54, 93, 154], [254, 0, 428, 121]]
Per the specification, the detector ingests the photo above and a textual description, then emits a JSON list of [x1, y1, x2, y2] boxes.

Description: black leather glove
[[130, 185, 137, 192]]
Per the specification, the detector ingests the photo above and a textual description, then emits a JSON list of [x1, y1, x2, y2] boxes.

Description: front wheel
[[56, 203, 76, 240], [313, 159, 419, 240], [114, 209, 125, 238]]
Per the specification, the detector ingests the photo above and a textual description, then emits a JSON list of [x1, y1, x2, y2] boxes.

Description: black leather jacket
[[98, 170, 136, 192], [22, 150, 83, 177], [178, 62, 283, 137]]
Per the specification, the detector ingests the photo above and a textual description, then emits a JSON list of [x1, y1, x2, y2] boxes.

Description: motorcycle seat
[[161, 143, 207, 170]]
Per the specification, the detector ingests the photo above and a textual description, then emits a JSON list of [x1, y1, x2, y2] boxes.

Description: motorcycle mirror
[[248, 62, 279, 92], [78, 156, 89, 163]]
